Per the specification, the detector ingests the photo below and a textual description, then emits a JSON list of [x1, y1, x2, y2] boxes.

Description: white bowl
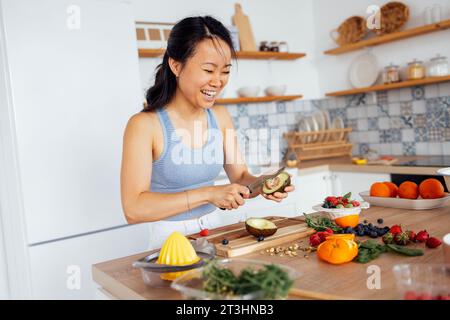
[[264, 85, 287, 96], [237, 86, 260, 97], [437, 168, 450, 191], [359, 191, 450, 210], [312, 202, 370, 219]]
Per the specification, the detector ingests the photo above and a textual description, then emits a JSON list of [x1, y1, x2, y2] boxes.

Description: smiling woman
[[120, 16, 295, 249]]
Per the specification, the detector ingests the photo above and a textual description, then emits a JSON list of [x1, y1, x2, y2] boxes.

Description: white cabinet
[[294, 171, 332, 213], [331, 171, 391, 201], [28, 223, 149, 299]]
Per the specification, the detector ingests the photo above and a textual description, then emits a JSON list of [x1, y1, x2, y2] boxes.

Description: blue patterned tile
[[414, 127, 428, 142], [376, 91, 388, 105], [400, 115, 414, 128], [428, 127, 442, 142], [390, 128, 401, 143], [249, 115, 268, 128], [346, 119, 358, 130], [402, 142, 416, 156], [377, 104, 390, 117], [412, 86, 425, 100], [359, 143, 370, 155], [379, 130, 391, 143], [276, 101, 286, 113], [414, 114, 427, 128], [426, 98, 446, 128], [237, 104, 248, 117], [345, 93, 367, 107], [443, 128, 450, 141], [368, 118, 378, 130], [400, 101, 412, 116]]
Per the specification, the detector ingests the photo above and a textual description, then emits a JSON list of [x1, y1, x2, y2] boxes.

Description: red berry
[[415, 230, 430, 243], [407, 230, 417, 242], [324, 228, 334, 234], [351, 201, 360, 207], [309, 234, 322, 247], [199, 229, 209, 236], [404, 291, 417, 300], [390, 225, 402, 235], [426, 237, 442, 248]]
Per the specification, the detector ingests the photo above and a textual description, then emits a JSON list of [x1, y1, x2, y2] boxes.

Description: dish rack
[[283, 127, 353, 162]]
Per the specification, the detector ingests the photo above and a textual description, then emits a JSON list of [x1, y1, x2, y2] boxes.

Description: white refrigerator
[[0, 0, 150, 298]]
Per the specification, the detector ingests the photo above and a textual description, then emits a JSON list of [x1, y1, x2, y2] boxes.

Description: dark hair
[[142, 16, 236, 112]]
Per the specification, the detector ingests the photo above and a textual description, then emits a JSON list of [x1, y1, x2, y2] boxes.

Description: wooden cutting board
[[232, 3, 257, 51], [189, 216, 315, 258]]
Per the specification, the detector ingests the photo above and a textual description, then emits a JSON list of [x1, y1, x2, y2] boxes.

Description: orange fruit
[[325, 234, 356, 241], [398, 181, 419, 199], [334, 214, 359, 228], [317, 238, 358, 265], [419, 179, 445, 199], [383, 182, 398, 198], [370, 182, 391, 197]]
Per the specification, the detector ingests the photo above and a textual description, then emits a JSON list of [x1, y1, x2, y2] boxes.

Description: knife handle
[[219, 190, 248, 210]]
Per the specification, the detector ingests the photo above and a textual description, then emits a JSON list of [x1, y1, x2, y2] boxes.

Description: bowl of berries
[[312, 192, 370, 228]]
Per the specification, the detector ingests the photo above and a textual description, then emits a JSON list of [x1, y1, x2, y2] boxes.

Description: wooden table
[[92, 205, 450, 300]]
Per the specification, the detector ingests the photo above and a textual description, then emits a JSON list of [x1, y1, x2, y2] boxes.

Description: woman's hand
[[208, 183, 250, 210], [261, 183, 295, 203]]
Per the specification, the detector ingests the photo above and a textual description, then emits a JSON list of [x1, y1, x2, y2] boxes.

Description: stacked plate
[[297, 110, 344, 143]]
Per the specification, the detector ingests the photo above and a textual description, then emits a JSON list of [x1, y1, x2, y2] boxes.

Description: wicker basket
[[283, 128, 353, 162], [331, 16, 367, 46], [373, 1, 409, 36]]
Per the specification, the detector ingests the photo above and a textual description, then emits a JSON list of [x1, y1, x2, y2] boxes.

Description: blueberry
[[323, 203, 330, 208], [376, 228, 384, 236], [370, 231, 378, 238], [377, 218, 384, 224], [383, 226, 390, 232], [364, 229, 372, 236], [222, 239, 229, 245], [257, 235, 264, 242], [357, 223, 364, 229], [357, 230, 365, 237], [368, 223, 373, 228]]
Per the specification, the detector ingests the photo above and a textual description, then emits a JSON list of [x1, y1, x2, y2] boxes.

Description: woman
[[120, 16, 294, 248]]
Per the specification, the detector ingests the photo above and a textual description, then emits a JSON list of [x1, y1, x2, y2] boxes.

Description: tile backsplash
[[228, 82, 450, 165]]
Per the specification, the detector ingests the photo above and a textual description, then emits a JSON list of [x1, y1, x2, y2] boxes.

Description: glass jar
[[428, 54, 449, 77], [269, 41, 279, 52], [382, 63, 400, 84], [407, 59, 426, 80], [259, 41, 270, 52], [278, 41, 289, 53]]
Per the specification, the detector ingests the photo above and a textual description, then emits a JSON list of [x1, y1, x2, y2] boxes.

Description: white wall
[[131, 0, 321, 100], [313, 0, 450, 96]]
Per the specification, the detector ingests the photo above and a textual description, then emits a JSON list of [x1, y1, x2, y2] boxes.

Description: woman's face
[[176, 38, 232, 109]]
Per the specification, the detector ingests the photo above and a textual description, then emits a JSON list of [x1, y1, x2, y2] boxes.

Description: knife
[[219, 166, 286, 210]]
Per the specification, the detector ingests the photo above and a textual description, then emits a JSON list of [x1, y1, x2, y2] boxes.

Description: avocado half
[[262, 171, 291, 195], [245, 218, 278, 237]]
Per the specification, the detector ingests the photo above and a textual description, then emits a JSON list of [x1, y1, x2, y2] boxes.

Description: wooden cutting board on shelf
[[232, 3, 257, 51], [189, 216, 315, 258]]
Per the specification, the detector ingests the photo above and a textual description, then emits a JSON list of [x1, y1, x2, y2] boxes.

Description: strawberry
[[199, 229, 209, 237], [406, 230, 417, 242], [415, 230, 429, 243], [426, 237, 442, 248], [394, 231, 410, 246], [309, 233, 322, 247], [317, 231, 333, 242], [382, 232, 394, 244], [390, 225, 402, 235], [324, 228, 334, 234], [351, 201, 360, 207]]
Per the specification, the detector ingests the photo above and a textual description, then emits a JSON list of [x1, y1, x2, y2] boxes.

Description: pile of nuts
[[260, 242, 317, 258]]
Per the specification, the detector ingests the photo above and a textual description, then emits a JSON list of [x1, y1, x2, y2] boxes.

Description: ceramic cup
[[443, 233, 450, 264]]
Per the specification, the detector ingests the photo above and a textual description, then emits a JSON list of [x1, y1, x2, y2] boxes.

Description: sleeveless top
[[150, 107, 224, 221]]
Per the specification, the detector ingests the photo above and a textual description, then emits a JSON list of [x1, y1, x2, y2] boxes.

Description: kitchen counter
[[293, 156, 447, 176], [92, 204, 450, 300]]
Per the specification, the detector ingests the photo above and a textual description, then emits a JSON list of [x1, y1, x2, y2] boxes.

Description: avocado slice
[[262, 172, 291, 195], [245, 218, 278, 237]]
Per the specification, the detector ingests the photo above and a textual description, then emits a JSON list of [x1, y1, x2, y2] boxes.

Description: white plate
[[331, 117, 345, 141], [321, 110, 331, 142], [297, 118, 312, 143], [313, 111, 326, 142], [307, 116, 319, 143], [437, 168, 450, 191], [359, 191, 450, 210], [349, 52, 379, 88]]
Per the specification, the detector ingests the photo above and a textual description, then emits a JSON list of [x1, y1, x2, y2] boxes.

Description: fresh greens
[[303, 212, 343, 232], [354, 240, 424, 263], [202, 260, 293, 299]]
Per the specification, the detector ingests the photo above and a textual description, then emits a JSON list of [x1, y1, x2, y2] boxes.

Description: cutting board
[[189, 216, 315, 258], [232, 3, 257, 51]]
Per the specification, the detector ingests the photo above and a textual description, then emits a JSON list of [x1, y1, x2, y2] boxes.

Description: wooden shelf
[[138, 48, 306, 60], [326, 75, 450, 97], [215, 94, 303, 105], [324, 19, 450, 55]]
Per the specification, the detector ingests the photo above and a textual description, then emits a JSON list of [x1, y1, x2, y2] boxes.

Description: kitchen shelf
[[216, 94, 303, 105], [326, 75, 450, 97], [138, 48, 306, 60], [324, 19, 450, 55]]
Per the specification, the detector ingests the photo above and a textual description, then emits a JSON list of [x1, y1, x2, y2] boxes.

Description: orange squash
[[317, 237, 358, 265]]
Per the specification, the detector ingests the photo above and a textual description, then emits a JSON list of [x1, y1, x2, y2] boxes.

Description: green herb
[[354, 240, 424, 263], [303, 212, 343, 232], [343, 192, 352, 199], [202, 260, 293, 299], [386, 244, 424, 256]]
